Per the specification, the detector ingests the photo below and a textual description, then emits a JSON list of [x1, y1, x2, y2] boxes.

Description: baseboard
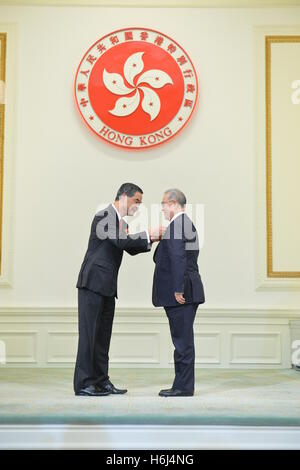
[[1, 424, 300, 450]]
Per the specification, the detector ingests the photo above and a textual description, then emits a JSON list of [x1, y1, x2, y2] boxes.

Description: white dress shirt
[[169, 210, 184, 224], [111, 203, 150, 244], [111, 203, 121, 221]]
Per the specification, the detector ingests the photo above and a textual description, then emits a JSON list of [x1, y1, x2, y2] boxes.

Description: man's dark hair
[[115, 182, 143, 201]]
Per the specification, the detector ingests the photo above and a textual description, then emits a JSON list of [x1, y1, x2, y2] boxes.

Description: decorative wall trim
[[1, 0, 300, 7], [229, 332, 282, 364], [265, 35, 300, 278], [0, 330, 37, 363], [255, 25, 300, 290], [1, 306, 300, 318], [0, 23, 17, 289], [0, 307, 298, 368], [0, 32, 6, 278]]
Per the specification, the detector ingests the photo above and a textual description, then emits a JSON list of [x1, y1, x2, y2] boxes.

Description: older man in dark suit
[[152, 189, 205, 397], [74, 182, 162, 396]]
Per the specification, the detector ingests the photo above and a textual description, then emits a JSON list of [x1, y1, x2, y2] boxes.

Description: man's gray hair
[[164, 188, 187, 207]]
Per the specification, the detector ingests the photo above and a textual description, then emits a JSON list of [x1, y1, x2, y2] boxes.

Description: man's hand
[[175, 292, 185, 304], [149, 226, 166, 242]]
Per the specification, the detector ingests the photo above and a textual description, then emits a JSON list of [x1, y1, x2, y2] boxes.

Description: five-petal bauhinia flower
[[103, 52, 173, 121]]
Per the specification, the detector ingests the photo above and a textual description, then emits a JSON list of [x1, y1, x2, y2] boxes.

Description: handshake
[[148, 226, 167, 243]]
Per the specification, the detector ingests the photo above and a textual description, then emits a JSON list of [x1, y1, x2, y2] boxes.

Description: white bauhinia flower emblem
[[103, 52, 173, 121]]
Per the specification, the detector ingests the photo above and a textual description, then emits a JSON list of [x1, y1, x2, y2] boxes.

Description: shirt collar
[[111, 203, 121, 221], [169, 211, 184, 224]]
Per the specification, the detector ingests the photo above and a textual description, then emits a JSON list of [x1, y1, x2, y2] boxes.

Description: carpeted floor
[[0, 368, 299, 426]]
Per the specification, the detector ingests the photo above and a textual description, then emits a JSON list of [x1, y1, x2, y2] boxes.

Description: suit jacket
[[152, 213, 205, 307], [76, 203, 151, 297]]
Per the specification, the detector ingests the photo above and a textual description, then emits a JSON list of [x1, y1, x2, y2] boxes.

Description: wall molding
[[1, 306, 300, 318], [0, 306, 299, 368], [0, 23, 17, 289], [1, 0, 300, 7], [255, 25, 300, 290]]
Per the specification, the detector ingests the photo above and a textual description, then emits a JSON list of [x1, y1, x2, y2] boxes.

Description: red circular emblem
[[74, 28, 198, 150]]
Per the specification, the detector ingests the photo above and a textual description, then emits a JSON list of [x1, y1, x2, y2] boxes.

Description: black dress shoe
[[75, 385, 110, 396], [102, 380, 127, 394], [159, 388, 194, 397]]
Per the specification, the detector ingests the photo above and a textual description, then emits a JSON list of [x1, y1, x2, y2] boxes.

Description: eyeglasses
[[161, 199, 176, 207]]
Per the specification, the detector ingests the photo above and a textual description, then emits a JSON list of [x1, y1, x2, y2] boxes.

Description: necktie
[[119, 218, 128, 235]]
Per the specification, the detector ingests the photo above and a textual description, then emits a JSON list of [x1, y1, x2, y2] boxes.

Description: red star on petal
[[89, 116, 94, 120]]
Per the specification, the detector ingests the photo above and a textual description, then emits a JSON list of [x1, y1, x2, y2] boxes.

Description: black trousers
[[165, 302, 198, 393], [73, 287, 115, 394]]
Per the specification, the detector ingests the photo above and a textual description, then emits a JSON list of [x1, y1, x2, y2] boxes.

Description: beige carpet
[[0, 367, 299, 425]]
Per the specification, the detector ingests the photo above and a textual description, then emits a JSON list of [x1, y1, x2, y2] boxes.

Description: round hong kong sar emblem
[[74, 28, 198, 150]]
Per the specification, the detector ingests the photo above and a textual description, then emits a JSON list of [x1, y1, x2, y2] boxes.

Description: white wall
[[0, 4, 300, 311]]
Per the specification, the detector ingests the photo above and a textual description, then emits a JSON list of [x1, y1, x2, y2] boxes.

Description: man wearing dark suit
[[74, 183, 162, 396], [152, 189, 205, 397]]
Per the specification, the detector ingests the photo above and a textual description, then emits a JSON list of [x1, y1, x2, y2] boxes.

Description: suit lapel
[[108, 203, 121, 232], [153, 241, 163, 262]]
